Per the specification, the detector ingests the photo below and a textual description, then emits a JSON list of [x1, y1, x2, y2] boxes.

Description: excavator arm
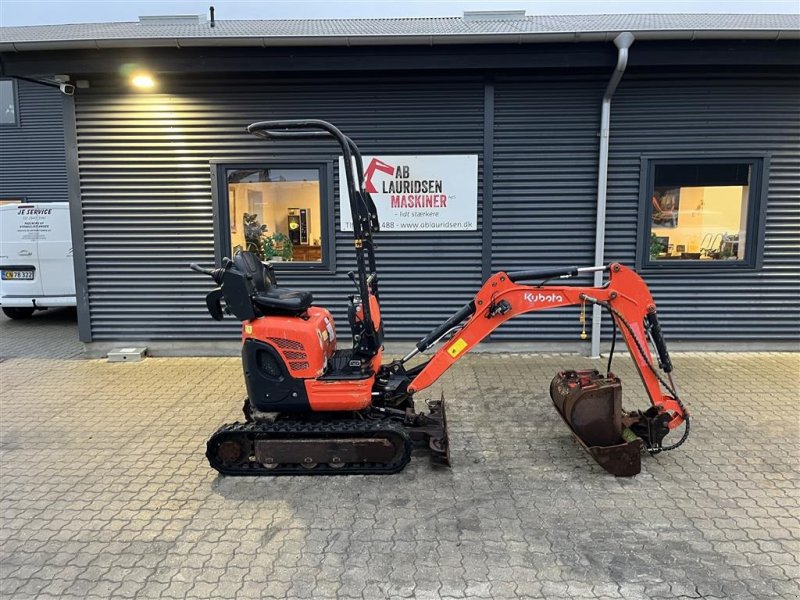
[[407, 263, 687, 433]]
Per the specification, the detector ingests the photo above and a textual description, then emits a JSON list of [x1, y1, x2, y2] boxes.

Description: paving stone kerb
[[1, 314, 799, 600]]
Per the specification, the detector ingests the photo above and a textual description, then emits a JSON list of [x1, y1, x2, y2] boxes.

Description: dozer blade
[[404, 392, 451, 467], [550, 369, 643, 477], [426, 393, 451, 467]]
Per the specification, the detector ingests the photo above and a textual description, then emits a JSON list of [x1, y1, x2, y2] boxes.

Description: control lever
[[347, 270, 359, 290], [190, 263, 214, 276], [189, 263, 225, 285]]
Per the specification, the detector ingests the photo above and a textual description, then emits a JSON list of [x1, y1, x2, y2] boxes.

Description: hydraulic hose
[[507, 266, 578, 283], [415, 302, 475, 352], [646, 311, 673, 373]]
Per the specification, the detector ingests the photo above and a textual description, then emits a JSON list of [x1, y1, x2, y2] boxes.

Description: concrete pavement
[[1, 311, 798, 599]]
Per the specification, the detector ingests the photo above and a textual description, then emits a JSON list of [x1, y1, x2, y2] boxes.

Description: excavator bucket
[[550, 370, 643, 476]]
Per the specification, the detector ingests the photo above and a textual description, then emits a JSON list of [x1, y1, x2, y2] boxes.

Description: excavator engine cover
[[550, 369, 643, 477]]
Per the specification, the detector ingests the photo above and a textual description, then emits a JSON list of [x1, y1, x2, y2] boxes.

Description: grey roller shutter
[[0, 79, 67, 203], [74, 75, 484, 341]]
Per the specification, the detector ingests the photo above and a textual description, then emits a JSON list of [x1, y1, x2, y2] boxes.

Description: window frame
[[0, 78, 20, 127], [211, 159, 336, 274], [636, 154, 769, 272]]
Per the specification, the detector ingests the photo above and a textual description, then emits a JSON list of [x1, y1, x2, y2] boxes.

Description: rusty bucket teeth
[[583, 437, 643, 477], [553, 401, 644, 477]]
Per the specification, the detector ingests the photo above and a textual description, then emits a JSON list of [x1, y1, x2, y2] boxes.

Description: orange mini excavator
[[191, 120, 690, 478]]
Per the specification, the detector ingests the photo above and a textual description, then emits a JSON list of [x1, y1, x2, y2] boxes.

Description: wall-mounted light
[[131, 73, 156, 90]]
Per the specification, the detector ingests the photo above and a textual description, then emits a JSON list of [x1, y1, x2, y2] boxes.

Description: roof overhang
[[2, 28, 799, 53]]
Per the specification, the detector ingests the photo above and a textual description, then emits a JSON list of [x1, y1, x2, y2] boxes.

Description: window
[[213, 163, 334, 270], [639, 158, 766, 269], [0, 80, 18, 126]]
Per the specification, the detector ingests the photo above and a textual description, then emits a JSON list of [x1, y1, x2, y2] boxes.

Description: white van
[[0, 202, 76, 319]]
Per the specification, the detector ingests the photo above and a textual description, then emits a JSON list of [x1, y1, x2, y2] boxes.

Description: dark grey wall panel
[[605, 72, 800, 341], [492, 71, 799, 342], [74, 75, 484, 341], [0, 79, 67, 203], [74, 69, 799, 344], [492, 75, 603, 340]]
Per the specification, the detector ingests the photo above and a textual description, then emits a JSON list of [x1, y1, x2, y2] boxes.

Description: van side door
[[0, 204, 44, 300], [36, 203, 76, 298]]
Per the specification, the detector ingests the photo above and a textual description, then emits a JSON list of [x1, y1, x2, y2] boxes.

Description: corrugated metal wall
[[74, 69, 799, 343], [74, 75, 484, 341], [0, 79, 68, 203], [491, 71, 799, 342], [606, 72, 800, 341], [492, 75, 603, 341]]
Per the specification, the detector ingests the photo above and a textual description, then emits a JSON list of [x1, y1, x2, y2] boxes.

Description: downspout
[[591, 31, 635, 358]]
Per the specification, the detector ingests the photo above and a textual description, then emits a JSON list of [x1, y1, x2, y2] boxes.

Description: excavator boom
[[403, 263, 689, 473]]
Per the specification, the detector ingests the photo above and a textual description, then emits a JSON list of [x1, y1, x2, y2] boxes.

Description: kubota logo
[[524, 292, 564, 304]]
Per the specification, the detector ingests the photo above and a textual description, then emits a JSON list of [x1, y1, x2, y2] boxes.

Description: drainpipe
[[591, 31, 635, 358]]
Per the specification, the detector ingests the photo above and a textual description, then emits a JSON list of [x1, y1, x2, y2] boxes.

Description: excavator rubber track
[[206, 418, 412, 476]]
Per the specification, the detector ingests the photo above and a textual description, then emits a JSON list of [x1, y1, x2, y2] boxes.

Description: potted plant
[[650, 233, 667, 260], [243, 212, 268, 260], [263, 232, 294, 262]]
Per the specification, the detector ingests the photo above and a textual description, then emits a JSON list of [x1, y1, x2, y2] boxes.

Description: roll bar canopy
[[246, 119, 382, 357], [246, 120, 379, 235]]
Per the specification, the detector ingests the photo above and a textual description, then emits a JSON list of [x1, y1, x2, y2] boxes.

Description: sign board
[[338, 155, 478, 232], [1, 204, 69, 242]]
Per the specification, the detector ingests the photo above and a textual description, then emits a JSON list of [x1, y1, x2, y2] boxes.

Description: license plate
[[1, 270, 34, 280]]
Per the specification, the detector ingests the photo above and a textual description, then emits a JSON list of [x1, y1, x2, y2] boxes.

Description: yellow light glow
[[131, 74, 156, 89]]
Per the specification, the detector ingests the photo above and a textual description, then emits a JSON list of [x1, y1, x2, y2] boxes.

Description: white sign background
[[338, 154, 478, 232]]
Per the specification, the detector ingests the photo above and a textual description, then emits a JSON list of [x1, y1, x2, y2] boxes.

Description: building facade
[[1, 14, 799, 349], [0, 77, 68, 204]]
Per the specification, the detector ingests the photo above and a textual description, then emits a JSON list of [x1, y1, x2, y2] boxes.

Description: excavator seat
[[252, 288, 313, 314], [233, 251, 313, 315]]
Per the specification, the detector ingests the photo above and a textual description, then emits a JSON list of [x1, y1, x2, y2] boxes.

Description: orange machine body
[[241, 293, 382, 412], [306, 290, 383, 410], [243, 306, 336, 379]]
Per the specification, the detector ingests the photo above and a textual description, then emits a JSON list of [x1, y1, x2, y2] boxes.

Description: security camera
[[59, 82, 75, 96]]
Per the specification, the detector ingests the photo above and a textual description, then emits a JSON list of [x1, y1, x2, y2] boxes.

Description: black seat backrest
[[209, 252, 274, 322], [233, 251, 277, 292], [218, 268, 257, 321]]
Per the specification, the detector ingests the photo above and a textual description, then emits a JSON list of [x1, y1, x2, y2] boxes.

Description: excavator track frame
[[206, 418, 412, 476]]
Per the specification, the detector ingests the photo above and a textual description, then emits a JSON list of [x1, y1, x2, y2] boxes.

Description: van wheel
[[2, 307, 36, 319]]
